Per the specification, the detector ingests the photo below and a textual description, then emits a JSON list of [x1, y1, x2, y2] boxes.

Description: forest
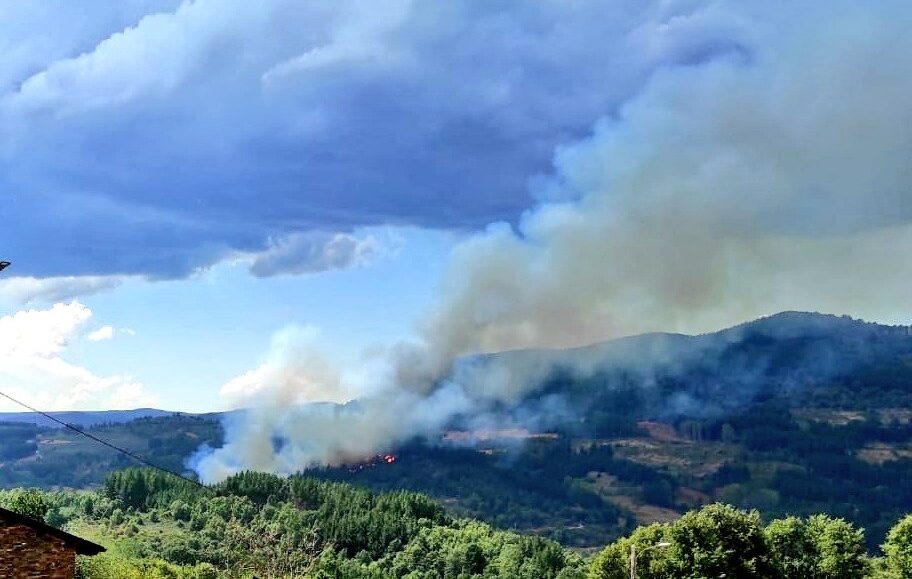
[[2, 467, 912, 578], [4, 314, 912, 554]]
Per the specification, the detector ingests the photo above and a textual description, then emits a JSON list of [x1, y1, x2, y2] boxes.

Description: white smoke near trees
[[193, 0, 912, 482], [217, 326, 351, 407]]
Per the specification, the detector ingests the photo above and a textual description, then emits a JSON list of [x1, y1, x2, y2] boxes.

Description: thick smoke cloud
[[193, 0, 912, 481], [413, 0, 912, 362], [386, 0, 912, 389]]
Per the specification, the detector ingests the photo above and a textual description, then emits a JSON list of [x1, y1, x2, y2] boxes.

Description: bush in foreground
[[589, 504, 867, 579]]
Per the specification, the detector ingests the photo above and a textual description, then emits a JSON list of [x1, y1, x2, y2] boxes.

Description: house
[[0, 506, 105, 578]]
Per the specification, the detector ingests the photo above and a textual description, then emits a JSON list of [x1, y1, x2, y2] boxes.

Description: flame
[[346, 453, 398, 472]]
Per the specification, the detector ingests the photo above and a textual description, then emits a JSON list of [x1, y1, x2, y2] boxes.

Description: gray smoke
[[193, 0, 912, 482]]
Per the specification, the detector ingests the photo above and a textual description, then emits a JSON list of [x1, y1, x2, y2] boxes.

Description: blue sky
[[70, 227, 456, 411], [0, 226, 456, 411], [1, 0, 911, 413]]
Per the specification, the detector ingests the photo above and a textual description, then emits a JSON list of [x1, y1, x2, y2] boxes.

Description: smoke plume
[[193, 1, 912, 482]]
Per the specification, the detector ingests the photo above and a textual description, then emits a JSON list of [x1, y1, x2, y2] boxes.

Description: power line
[[0, 389, 210, 491], [0, 262, 208, 492]]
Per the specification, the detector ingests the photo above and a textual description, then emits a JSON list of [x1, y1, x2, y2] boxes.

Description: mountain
[[0, 408, 179, 428], [312, 312, 912, 548], [514, 310, 912, 422], [2, 312, 912, 551]]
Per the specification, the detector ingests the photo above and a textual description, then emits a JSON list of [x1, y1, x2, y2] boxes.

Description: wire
[[0, 390, 210, 491]]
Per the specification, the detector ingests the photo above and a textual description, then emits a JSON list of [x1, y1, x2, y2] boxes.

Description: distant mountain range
[[4, 310, 910, 429], [0, 408, 179, 428], [451, 310, 912, 435]]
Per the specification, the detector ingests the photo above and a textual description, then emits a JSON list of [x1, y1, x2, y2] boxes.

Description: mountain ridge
[[0, 408, 180, 428]]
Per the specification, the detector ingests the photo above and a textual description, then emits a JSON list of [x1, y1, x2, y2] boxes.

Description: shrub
[[1, 488, 50, 521], [884, 514, 912, 578]]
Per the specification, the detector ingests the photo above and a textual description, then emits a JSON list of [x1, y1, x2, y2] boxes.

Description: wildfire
[[346, 453, 398, 473]]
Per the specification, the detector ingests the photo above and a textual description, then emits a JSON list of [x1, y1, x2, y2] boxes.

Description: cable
[[0, 390, 210, 491], [0, 263, 208, 491]]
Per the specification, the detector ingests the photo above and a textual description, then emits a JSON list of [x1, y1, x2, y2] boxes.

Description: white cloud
[[86, 325, 115, 342], [0, 302, 155, 411], [2, 0, 265, 116], [0, 275, 125, 305], [85, 325, 135, 342]]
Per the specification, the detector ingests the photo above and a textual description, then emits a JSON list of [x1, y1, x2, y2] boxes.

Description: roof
[[0, 507, 106, 556]]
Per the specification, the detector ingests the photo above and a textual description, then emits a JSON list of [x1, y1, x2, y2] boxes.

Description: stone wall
[[0, 522, 76, 579]]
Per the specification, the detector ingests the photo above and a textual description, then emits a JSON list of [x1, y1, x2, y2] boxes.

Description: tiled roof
[[0, 507, 105, 556]]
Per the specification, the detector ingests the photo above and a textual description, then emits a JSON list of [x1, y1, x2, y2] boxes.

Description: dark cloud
[[248, 231, 381, 277], [0, 0, 747, 278]]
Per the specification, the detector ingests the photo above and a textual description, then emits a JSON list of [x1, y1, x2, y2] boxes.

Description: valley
[[3, 312, 912, 552]]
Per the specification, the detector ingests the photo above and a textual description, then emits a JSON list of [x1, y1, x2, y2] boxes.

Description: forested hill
[[315, 312, 912, 549], [5, 467, 912, 577], [488, 310, 912, 422], [0, 408, 176, 428], [3, 312, 912, 551]]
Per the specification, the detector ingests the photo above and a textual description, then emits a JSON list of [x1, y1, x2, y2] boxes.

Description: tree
[[2, 488, 49, 521], [766, 516, 817, 577], [884, 514, 912, 577], [667, 503, 774, 578], [588, 523, 672, 579], [805, 515, 868, 579], [766, 515, 868, 579]]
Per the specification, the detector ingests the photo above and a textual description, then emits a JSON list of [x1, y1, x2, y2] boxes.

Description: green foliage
[[217, 471, 286, 506], [588, 523, 672, 579], [766, 515, 868, 578], [105, 468, 200, 510], [63, 467, 584, 578], [0, 415, 221, 489], [766, 516, 818, 577], [884, 515, 912, 577], [0, 487, 50, 521], [384, 519, 584, 579], [7, 469, 905, 579], [312, 441, 630, 547], [667, 504, 773, 578], [590, 504, 870, 579], [76, 553, 218, 579], [804, 514, 869, 579]]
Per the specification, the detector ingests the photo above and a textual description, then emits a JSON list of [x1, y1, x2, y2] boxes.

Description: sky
[[1, 0, 911, 414]]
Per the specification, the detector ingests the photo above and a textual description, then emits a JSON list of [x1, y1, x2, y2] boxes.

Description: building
[[0, 506, 105, 578]]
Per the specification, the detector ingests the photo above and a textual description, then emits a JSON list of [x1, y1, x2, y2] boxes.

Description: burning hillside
[[346, 453, 398, 473]]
